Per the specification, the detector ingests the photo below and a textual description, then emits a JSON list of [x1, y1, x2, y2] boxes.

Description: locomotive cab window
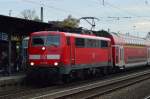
[[32, 36, 45, 46], [46, 35, 60, 46], [31, 35, 60, 46]]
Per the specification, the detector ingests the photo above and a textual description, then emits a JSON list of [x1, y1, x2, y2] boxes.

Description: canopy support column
[[8, 32, 12, 75]]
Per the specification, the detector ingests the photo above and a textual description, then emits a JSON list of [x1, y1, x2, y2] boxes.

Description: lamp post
[[9, 10, 12, 16], [102, 0, 105, 6], [41, 7, 43, 22], [40, 1, 44, 22]]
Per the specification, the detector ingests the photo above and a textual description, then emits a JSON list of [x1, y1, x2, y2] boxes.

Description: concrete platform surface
[[0, 74, 26, 86]]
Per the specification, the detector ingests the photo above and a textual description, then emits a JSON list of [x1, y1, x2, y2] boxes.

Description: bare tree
[[21, 9, 40, 21]]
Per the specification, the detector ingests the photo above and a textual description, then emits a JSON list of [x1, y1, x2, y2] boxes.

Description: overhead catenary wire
[[21, 0, 136, 22], [99, 0, 150, 21], [20, 0, 150, 34], [21, 0, 85, 16]]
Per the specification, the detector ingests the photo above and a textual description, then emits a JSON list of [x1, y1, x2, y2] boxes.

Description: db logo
[[41, 55, 46, 59]]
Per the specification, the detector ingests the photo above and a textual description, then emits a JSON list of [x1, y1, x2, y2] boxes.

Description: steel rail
[[30, 69, 150, 99], [0, 85, 59, 99]]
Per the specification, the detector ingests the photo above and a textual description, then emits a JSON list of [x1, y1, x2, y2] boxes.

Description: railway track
[[0, 85, 60, 99], [1, 67, 150, 99]]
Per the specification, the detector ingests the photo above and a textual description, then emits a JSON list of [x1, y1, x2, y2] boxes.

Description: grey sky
[[0, 0, 150, 37]]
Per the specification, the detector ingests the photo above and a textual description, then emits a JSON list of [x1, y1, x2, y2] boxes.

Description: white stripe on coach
[[29, 55, 40, 59], [47, 55, 60, 59]]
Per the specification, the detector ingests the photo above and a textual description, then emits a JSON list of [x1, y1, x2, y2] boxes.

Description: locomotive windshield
[[32, 35, 60, 46]]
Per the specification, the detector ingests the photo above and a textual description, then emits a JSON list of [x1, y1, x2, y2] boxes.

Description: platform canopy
[[0, 15, 52, 36], [0, 15, 53, 74]]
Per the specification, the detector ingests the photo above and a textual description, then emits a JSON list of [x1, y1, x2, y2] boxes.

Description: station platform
[[0, 74, 26, 86]]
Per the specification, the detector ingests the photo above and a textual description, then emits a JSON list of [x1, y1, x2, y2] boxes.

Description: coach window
[[75, 38, 85, 47], [95, 40, 99, 48], [99, 40, 101, 48], [92, 40, 97, 47], [86, 39, 92, 48], [101, 40, 108, 48]]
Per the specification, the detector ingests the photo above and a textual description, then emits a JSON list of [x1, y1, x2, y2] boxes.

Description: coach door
[[67, 37, 75, 65], [147, 48, 150, 64], [119, 46, 125, 67], [115, 46, 124, 68], [70, 37, 75, 65]]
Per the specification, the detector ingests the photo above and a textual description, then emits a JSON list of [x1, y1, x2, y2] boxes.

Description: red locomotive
[[28, 31, 150, 81]]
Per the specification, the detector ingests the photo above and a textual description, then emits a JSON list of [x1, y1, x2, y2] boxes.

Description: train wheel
[[62, 71, 74, 83], [83, 69, 91, 79], [78, 70, 86, 80], [107, 66, 114, 74], [62, 74, 69, 83], [114, 66, 121, 73], [95, 68, 102, 77], [102, 67, 108, 76]]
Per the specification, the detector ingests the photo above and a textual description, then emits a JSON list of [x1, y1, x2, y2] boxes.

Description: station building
[[0, 15, 51, 75]]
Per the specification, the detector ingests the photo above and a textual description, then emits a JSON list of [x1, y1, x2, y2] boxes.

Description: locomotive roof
[[31, 31, 110, 41], [64, 32, 110, 41]]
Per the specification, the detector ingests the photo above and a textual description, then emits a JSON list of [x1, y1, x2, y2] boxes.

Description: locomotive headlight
[[30, 62, 34, 66], [42, 46, 46, 51], [54, 62, 58, 66]]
